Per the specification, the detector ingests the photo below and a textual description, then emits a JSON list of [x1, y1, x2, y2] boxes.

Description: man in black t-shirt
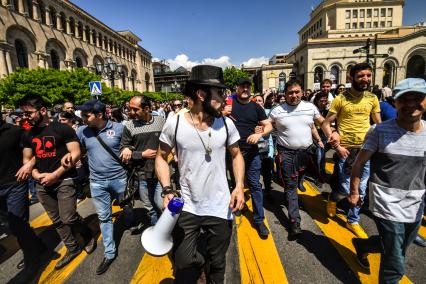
[[19, 95, 95, 270], [229, 78, 273, 238]]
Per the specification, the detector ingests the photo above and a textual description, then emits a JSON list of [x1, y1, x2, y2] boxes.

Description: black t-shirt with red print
[[23, 121, 78, 179]]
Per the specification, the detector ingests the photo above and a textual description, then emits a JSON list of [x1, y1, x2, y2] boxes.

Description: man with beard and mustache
[[348, 78, 426, 281], [19, 95, 95, 270], [228, 77, 273, 238], [156, 65, 245, 283], [323, 63, 381, 238]]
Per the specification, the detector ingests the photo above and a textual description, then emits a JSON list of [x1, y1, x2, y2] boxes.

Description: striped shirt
[[363, 119, 426, 222], [269, 101, 320, 150]]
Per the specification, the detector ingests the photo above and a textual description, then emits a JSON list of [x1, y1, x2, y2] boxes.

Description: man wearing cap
[[348, 78, 426, 282], [75, 99, 126, 274], [228, 77, 273, 238], [156, 65, 244, 283], [19, 95, 95, 271]]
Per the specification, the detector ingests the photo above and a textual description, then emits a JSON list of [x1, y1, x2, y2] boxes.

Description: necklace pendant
[[205, 146, 212, 155]]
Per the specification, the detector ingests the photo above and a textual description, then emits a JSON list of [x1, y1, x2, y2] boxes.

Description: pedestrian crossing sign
[[89, 81, 102, 96]]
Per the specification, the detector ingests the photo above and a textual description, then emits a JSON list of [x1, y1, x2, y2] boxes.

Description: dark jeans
[[241, 149, 264, 224], [278, 148, 308, 223], [260, 154, 273, 192], [172, 212, 232, 284], [0, 182, 41, 265], [37, 179, 90, 252], [356, 216, 421, 284]]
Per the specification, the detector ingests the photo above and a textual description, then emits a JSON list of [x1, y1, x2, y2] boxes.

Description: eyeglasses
[[173, 104, 182, 107], [338, 87, 345, 90], [21, 110, 38, 118]]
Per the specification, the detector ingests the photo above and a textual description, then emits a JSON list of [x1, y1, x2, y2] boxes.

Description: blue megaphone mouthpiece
[[168, 197, 184, 214]]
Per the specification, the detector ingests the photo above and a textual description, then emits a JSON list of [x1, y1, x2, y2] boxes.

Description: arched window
[[69, 17, 75, 36], [77, 22, 83, 39], [50, 50, 60, 69], [314, 66, 324, 83], [406, 55, 426, 79], [145, 72, 150, 91], [330, 65, 340, 85], [49, 6, 57, 28], [383, 61, 395, 87], [278, 72, 286, 92], [15, 40, 28, 68], [75, 57, 83, 68], [60, 12, 66, 32], [39, 2, 46, 24], [26, 0, 33, 18], [85, 26, 90, 42]]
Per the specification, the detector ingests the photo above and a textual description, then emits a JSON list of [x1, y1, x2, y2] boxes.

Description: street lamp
[[95, 56, 123, 104]]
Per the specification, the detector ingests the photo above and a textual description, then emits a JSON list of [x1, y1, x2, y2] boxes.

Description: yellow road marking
[[301, 174, 411, 283], [38, 205, 121, 284], [237, 190, 288, 284], [130, 253, 174, 284], [417, 217, 426, 239]]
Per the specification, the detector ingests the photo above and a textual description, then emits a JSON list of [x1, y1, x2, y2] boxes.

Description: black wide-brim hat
[[186, 65, 227, 89]]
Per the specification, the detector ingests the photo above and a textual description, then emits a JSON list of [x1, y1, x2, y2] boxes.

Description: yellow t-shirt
[[329, 91, 380, 148]]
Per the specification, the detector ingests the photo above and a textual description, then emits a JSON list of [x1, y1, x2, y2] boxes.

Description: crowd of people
[[1, 62, 425, 284]]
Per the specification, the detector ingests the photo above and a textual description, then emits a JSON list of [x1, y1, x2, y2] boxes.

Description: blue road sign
[[89, 81, 102, 96]]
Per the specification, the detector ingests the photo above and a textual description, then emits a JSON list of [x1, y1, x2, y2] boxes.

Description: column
[[32, 1, 39, 21], [18, 0, 25, 13], [5, 49, 13, 74], [6, 0, 14, 10], [89, 30, 94, 45], [1, 0, 8, 7], [97, 34, 101, 48], [82, 27, 87, 42], [45, 7, 51, 26], [107, 40, 111, 52], [66, 19, 71, 34], [75, 24, 80, 38], [56, 13, 62, 30], [0, 49, 8, 77]]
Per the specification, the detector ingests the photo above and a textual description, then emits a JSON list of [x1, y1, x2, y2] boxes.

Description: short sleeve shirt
[[23, 121, 78, 179], [329, 91, 380, 148], [160, 115, 240, 220], [269, 101, 321, 150]]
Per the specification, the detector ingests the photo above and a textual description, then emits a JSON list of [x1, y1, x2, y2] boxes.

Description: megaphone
[[141, 197, 184, 256]]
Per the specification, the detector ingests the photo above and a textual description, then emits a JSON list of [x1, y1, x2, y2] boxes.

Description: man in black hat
[[228, 77, 273, 237], [156, 65, 245, 283]]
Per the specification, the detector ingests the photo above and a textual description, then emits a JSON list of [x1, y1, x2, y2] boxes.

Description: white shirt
[[160, 115, 240, 220], [269, 101, 320, 150]]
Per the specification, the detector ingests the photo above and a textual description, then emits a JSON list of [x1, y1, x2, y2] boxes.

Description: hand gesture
[[15, 162, 33, 182], [229, 187, 245, 213], [61, 153, 74, 169], [120, 147, 132, 163], [246, 133, 262, 144], [142, 149, 157, 159], [39, 172, 59, 186]]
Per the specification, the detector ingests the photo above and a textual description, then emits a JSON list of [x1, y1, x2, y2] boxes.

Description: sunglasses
[[173, 104, 182, 107]]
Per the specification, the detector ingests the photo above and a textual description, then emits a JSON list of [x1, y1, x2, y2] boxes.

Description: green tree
[[223, 66, 249, 90]]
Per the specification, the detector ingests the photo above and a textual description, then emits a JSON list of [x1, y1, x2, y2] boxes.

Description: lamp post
[[95, 56, 123, 105]]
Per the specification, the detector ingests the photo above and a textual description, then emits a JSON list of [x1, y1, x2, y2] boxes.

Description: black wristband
[[161, 186, 181, 198]]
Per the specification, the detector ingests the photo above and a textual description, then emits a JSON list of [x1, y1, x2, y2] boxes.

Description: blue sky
[[72, 0, 426, 69]]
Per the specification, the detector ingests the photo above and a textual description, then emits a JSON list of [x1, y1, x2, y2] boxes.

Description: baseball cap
[[237, 77, 252, 86], [75, 99, 106, 113], [393, 78, 426, 100]]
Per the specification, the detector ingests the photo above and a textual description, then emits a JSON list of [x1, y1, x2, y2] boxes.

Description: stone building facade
[[287, 0, 426, 90], [0, 0, 154, 92]]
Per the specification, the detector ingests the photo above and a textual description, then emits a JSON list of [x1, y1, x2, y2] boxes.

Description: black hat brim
[[187, 80, 227, 89]]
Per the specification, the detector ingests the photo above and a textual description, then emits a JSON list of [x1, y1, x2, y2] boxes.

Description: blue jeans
[[242, 150, 264, 224], [333, 154, 370, 224], [90, 177, 126, 259], [138, 178, 162, 225]]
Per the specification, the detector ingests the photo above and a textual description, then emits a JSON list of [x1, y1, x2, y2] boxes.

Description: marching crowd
[[1, 62, 426, 284]]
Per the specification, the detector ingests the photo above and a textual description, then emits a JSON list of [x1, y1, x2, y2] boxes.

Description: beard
[[202, 89, 223, 118], [352, 79, 370, 92]]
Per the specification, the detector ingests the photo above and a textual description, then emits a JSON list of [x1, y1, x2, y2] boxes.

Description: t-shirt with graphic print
[[23, 121, 78, 179], [329, 91, 380, 148]]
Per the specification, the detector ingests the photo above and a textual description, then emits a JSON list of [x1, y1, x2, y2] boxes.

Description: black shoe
[[55, 248, 82, 270], [289, 222, 302, 239], [255, 222, 270, 238], [96, 256, 116, 275], [413, 235, 426, 247], [84, 236, 97, 254], [352, 238, 370, 270]]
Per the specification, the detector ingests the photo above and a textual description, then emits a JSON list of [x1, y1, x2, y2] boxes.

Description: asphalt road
[[1, 174, 425, 284]]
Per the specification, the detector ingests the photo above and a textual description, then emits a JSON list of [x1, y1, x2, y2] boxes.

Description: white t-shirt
[[159, 115, 240, 220], [269, 101, 321, 150]]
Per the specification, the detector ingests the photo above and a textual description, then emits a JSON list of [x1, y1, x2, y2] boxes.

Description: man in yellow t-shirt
[[322, 62, 381, 238]]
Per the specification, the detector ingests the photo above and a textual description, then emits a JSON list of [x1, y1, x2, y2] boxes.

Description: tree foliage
[[0, 68, 183, 108], [223, 66, 249, 90]]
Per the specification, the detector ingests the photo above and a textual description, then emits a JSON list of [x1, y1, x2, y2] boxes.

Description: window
[[330, 66, 340, 85], [388, 8, 393, 17], [50, 50, 60, 69], [367, 9, 372, 18], [380, 21, 385, 27], [353, 10, 358, 18], [75, 57, 83, 68], [346, 23, 350, 29], [360, 9, 365, 18], [387, 21, 392, 27], [381, 8, 386, 17], [366, 22, 371, 28], [373, 21, 378, 28], [15, 40, 28, 68], [314, 66, 324, 83], [352, 22, 357, 29], [374, 9, 378, 17], [360, 22, 365, 28], [346, 10, 351, 19]]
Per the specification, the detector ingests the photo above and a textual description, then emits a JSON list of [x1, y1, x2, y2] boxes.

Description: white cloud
[[166, 54, 232, 71], [241, 56, 269, 68]]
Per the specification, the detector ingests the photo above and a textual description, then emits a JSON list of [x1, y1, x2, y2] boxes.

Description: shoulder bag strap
[[222, 116, 229, 147], [96, 135, 129, 171], [174, 114, 180, 158]]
